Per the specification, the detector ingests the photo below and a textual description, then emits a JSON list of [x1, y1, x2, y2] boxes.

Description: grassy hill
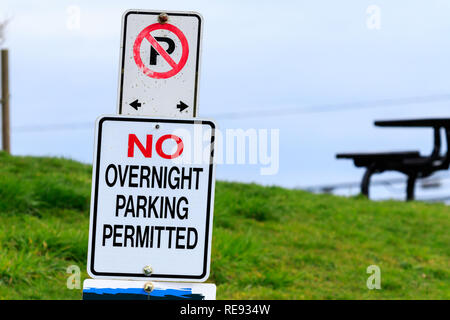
[[0, 151, 448, 299]]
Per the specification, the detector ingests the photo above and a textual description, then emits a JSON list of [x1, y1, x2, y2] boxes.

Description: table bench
[[336, 118, 450, 201]]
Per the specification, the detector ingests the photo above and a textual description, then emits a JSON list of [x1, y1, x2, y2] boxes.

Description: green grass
[[0, 151, 448, 299]]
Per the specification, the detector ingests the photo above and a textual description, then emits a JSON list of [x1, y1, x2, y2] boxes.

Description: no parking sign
[[87, 116, 216, 282], [118, 10, 203, 118]]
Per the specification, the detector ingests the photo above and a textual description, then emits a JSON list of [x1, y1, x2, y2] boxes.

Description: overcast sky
[[1, 0, 450, 199]]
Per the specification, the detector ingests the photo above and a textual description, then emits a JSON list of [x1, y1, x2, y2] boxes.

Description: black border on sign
[[89, 116, 215, 280], [118, 11, 202, 116]]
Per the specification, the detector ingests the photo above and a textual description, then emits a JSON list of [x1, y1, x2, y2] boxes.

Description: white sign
[[87, 116, 216, 282], [83, 279, 216, 300], [117, 10, 203, 118]]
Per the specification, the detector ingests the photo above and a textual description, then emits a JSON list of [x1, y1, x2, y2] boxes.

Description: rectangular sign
[[83, 279, 216, 300], [117, 10, 203, 118], [87, 116, 216, 281]]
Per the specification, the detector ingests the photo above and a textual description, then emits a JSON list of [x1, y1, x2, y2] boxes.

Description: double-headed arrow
[[130, 99, 189, 113]]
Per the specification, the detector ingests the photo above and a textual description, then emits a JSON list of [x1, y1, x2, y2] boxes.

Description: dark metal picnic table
[[375, 118, 450, 159], [337, 118, 450, 201]]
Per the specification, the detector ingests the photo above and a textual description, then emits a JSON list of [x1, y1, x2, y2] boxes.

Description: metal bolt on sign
[[143, 282, 154, 293], [143, 265, 153, 276], [158, 13, 169, 24]]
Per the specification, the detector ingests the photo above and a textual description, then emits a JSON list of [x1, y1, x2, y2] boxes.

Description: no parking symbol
[[133, 23, 189, 79]]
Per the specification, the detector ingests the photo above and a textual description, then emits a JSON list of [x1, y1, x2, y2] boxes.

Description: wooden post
[[1, 49, 10, 153]]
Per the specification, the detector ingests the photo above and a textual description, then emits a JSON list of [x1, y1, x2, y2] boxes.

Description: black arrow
[[177, 101, 189, 112], [130, 99, 141, 111]]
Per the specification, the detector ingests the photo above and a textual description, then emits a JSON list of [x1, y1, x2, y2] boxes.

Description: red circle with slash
[[133, 23, 189, 79]]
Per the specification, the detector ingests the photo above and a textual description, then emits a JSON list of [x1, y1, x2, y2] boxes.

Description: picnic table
[[336, 118, 450, 201]]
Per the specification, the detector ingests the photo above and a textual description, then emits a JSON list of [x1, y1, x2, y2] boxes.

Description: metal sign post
[[1, 49, 10, 153]]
